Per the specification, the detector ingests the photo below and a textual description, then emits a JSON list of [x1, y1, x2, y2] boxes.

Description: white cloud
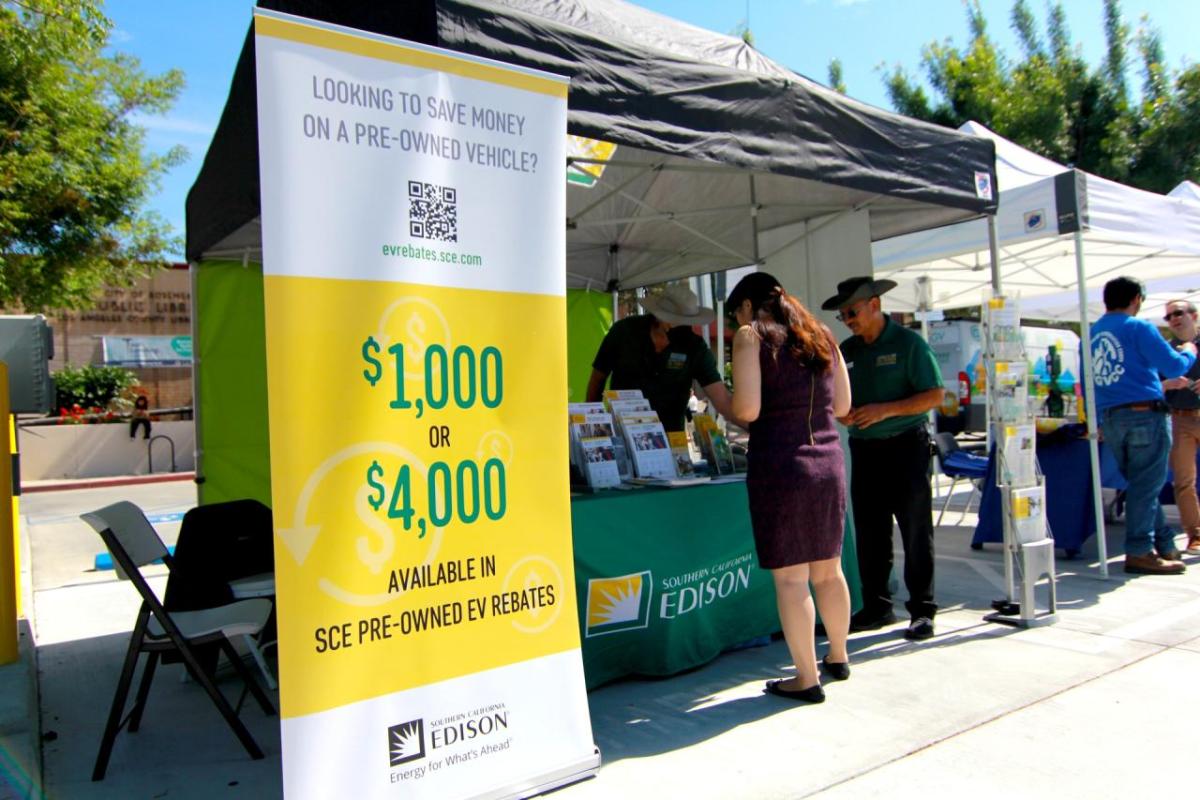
[[130, 114, 216, 138]]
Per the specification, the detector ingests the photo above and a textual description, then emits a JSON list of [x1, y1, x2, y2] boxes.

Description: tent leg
[[1074, 230, 1109, 579], [985, 215, 1001, 456]]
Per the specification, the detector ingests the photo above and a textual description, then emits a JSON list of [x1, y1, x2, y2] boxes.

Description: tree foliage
[[870, 0, 1198, 193], [0, 0, 185, 311], [52, 362, 137, 413], [828, 58, 847, 95]]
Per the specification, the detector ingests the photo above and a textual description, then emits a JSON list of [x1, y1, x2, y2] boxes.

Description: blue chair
[[934, 432, 989, 525]]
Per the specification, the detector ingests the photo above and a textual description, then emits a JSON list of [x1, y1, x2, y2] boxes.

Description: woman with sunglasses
[[727, 271, 852, 703]]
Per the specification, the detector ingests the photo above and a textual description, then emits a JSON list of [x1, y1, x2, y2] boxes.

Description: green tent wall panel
[[566, 289, 612, 403], [195, 261, 272, 506]]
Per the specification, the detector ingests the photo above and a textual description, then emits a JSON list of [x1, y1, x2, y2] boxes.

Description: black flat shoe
[[820, 656, 850, 681], [764, 679, 825, 703]]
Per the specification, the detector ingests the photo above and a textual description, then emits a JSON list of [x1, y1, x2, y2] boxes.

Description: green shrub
[[53, 364, 139, 413]]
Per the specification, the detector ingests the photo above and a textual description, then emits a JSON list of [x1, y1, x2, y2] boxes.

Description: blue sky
[[104, 0, 1200, 258]]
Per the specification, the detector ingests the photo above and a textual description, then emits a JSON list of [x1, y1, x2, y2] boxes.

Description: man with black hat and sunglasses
[[822, 276, 944, 641]]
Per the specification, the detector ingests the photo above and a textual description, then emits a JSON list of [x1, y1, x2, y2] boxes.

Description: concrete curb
[[20, 472, 195, 494]]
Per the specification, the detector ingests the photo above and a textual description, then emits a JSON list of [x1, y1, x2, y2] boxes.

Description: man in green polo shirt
[[822, 276, 944, 641], [586, 284, 734, 432]]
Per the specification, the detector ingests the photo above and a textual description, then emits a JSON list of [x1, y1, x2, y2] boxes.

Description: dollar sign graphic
[[361, 336, 382, 387], [366, 460, 386, 511], [405, 312, 427, 375]]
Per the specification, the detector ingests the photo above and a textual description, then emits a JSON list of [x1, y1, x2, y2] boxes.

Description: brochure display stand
[[982, 296, 1057, 627]]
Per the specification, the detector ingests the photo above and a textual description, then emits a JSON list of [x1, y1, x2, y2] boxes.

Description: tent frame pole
[[189, 261, 204, 501], [1074, 230, 1110, 578], [985, 215, 1014, 603], [986, 216, 1001, 455]]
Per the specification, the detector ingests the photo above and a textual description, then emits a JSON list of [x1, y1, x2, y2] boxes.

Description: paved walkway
[[5, 480, 1198, 798]]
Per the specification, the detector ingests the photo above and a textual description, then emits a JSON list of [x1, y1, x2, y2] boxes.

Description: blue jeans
[[1102, 407, 1174, 556]]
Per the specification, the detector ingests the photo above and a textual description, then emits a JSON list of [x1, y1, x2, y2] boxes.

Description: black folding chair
[[80, 501, 276, 781]]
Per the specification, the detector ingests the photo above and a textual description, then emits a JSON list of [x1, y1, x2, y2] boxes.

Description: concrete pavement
[[6, 480, 1199, 798]]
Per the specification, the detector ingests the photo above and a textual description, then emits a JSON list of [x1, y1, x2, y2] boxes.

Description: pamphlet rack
[[981, 295, 1057, 627]]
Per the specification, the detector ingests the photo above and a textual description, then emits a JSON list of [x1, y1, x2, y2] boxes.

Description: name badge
[[876, 353, 897, 366], [667, 352, 688, 370]]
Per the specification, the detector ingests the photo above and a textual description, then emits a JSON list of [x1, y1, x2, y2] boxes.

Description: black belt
[[1108, 400, 1167, 413]]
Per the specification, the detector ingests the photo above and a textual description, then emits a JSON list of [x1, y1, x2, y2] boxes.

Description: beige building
[[46, 265, 193, 412]]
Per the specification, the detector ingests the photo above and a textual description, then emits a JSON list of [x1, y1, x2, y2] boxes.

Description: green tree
[[827, 58, 847, 95], [873, 0, 1197, 192], [0, 0, 185, 311]]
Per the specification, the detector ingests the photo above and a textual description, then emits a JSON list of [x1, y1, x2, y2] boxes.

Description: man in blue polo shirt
[[1091, 277, 1197, 575]]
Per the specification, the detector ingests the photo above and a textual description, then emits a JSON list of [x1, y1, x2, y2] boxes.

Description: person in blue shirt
[[1091, 277, 1197, 574]]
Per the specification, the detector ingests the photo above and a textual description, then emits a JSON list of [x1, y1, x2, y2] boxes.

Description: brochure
[[1011, 485, 1046, 544], [567, 402, 606, 417], [1000, 423, 1037, 488], [608, 398, 653, 418], [667, 430, 695, 477], [614, 410, 660, 439], [987, 296, 1023, 360], [603, 389, 644, 402], [579, 436, 621, 489], [992, 361, 1028, 423], [622, 421, 676, 479], [569, 412, 615, 471], [693, 414, 735, 475], [566, 403, 606, 464]]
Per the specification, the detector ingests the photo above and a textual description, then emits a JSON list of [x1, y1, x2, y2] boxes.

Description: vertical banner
[[254, 10, 597, 798]]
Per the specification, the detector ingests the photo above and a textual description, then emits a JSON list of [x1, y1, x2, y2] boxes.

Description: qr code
[[408, 180, 458, 242]]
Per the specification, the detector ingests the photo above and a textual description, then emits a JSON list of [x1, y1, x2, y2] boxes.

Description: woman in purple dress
[[728, 272, 852, 704]]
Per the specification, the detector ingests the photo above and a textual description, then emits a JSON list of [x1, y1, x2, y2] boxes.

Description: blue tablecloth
[[973, 433, 1096, 555], [974, 424, 1198, 554]]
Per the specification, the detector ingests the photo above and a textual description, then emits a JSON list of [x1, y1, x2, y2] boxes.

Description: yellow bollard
[[9, 412, 18, 619], [0, 363, 16, 664]]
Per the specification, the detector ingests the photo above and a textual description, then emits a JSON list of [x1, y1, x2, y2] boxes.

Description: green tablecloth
[[571, 480, 861, 689]]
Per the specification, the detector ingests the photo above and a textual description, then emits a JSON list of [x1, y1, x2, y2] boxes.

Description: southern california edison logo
[[388, 719, 425, 766], [584, 571, 652, 637]]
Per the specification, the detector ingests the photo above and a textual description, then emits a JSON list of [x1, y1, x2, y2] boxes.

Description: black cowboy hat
[[820, 276, 897, 310]]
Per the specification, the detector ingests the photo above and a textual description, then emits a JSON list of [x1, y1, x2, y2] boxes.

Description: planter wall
[[18, 420, 196, 481]]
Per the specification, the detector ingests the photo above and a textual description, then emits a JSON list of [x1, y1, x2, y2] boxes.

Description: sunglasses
[[836, 300, 872, 322], [1165, 309, 1191, 322]]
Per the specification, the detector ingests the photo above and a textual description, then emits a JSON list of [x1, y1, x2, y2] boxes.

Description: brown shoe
[[1160, 547, 1184, 561], [1186, 532, 1200, 555], [1124, 552, 1186, 575]]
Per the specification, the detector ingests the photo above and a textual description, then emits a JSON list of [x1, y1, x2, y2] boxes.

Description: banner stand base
[[469, 748, 602, 800]]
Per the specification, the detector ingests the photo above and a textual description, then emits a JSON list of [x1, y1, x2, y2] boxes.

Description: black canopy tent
[[185, 0, 998, 504], [187, 0, 997, 288]]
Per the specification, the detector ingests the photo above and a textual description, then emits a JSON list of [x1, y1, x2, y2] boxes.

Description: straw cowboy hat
[[641, 285, 716, 325], [820, 276, 898, 310]]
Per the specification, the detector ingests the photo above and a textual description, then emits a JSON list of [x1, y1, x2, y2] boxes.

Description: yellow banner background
[[264, 275, 576, 718]]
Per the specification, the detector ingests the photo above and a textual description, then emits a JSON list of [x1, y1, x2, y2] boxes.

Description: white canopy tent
[[1016, 273, 1200, 323], [871, 122, 1200, 580], [873, 122, 1200, 313], [1170, 180, 1200, 203]]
